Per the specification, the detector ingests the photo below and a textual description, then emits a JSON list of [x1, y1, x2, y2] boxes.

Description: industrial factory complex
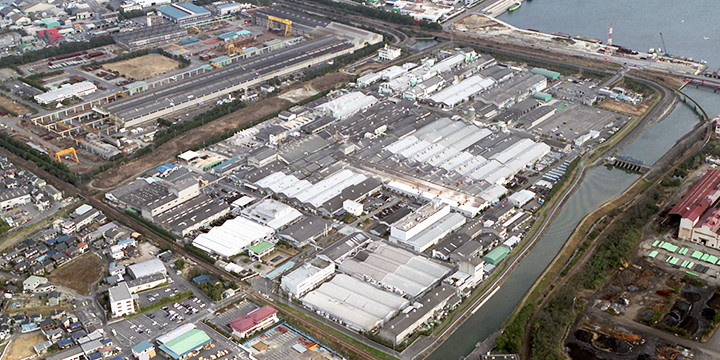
[[94, 39, 638, 351], [0, 0, 672, 358], [27, 5, 382, 159]]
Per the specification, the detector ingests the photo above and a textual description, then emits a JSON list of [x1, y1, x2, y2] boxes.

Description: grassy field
[[48, 252, 104, 295], [103, 54, 180, 80], [3, 331, 44, 360]]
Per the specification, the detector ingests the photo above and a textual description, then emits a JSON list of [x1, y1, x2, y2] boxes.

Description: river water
[[428, 3, 720, 358]]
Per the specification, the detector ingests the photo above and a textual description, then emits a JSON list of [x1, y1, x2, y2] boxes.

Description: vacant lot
[[103, 54, 180, 80], [91, 72, 352, 190], [598, 98, 652, 116], [3, 331, 44, 360], [0, 95, 30, 116], [48, 252, 104, 295]]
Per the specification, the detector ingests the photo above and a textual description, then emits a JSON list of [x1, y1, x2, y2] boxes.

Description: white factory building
[[240, 199, 302, 230], [428, 75, 496, 109], [301, 274, 409, 332], [315, 91, 378, 119], [34, 81, 97, 104], [0, 188, 31, 211], [389, 203, 466, 252], [280, 256, 335, 297], [338, 241, 452, 297], [390, 203, 450, 243], [378, 45, 401, 62], [357, 72, 383, 88], [507, 189, 536, 207], [192, 216, 273, 257], [127, 258, 167, 279], [254, 169, 371, 210]]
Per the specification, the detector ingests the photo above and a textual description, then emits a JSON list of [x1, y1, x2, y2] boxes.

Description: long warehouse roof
[[104, 36, 352, 122], [192, 216, 273, 257]]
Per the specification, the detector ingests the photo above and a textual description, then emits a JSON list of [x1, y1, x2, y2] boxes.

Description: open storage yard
[[103, 54, 180, 80], [48, 252, 104, 295]]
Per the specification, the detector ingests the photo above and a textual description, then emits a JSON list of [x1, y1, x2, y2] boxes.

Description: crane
[[54, 148, 79, 163], [267, 16, 292, 37], [227, 43, 242, 57], [171, 43, 184, 54], [659, 32, 669, 56]]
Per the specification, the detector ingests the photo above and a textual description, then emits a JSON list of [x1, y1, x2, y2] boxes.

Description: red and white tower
[[604, 23, 614, 62]]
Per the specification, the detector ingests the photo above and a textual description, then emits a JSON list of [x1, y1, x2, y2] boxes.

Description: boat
[[508, 2, 521, 11]]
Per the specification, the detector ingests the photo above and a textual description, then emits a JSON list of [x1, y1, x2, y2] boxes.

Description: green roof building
[[36, 18, 60, 29], [218, 31, 237, 41], [249, 240, 275, 260], [209, 55, 232, 67], [483, 246, 511, 265], [534, 92, 552, 102], [158, 329, 211, 359], [531, 68, 561, 81]]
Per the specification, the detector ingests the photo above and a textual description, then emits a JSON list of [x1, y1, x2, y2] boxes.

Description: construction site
[[10, 5, 380, 170]]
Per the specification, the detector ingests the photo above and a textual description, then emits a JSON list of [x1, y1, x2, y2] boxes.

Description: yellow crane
[[188, 25, 201, 34], [267, 16, 292, 37], [227, 43, 242, 57], [171, 43, 184, 54], [54, 148, 79, 163]]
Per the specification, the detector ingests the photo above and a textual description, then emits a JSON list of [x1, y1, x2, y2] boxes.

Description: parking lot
[[534, 103, 623, 144], [207, 300, 258, 333], [109, 296, 209, 349], [135, 283, 189, 308], [244, 323, 344, 360]]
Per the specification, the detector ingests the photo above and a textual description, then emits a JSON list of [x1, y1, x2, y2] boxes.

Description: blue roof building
[[157, 3, 211, 24]]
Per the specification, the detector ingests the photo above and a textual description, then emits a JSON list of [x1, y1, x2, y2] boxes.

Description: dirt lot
[[455, 14, 506, 33], [598, 99, 652, 116], [0, 95, 30, 116], [103, 54, 180, 80], [0, 68, 19, 81], [3, 331, 44, 360], [48, 252, 104, 295], [90, 72, 352, 190], [278, 85, 317, 102]]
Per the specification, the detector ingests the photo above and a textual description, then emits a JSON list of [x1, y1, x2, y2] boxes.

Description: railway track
[[249, 292, 387, 360], [0, 148, 241, 284]]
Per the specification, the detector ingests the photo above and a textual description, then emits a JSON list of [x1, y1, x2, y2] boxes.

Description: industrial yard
[[0, 4, 381, 174], [102, 54, 181, 80]]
